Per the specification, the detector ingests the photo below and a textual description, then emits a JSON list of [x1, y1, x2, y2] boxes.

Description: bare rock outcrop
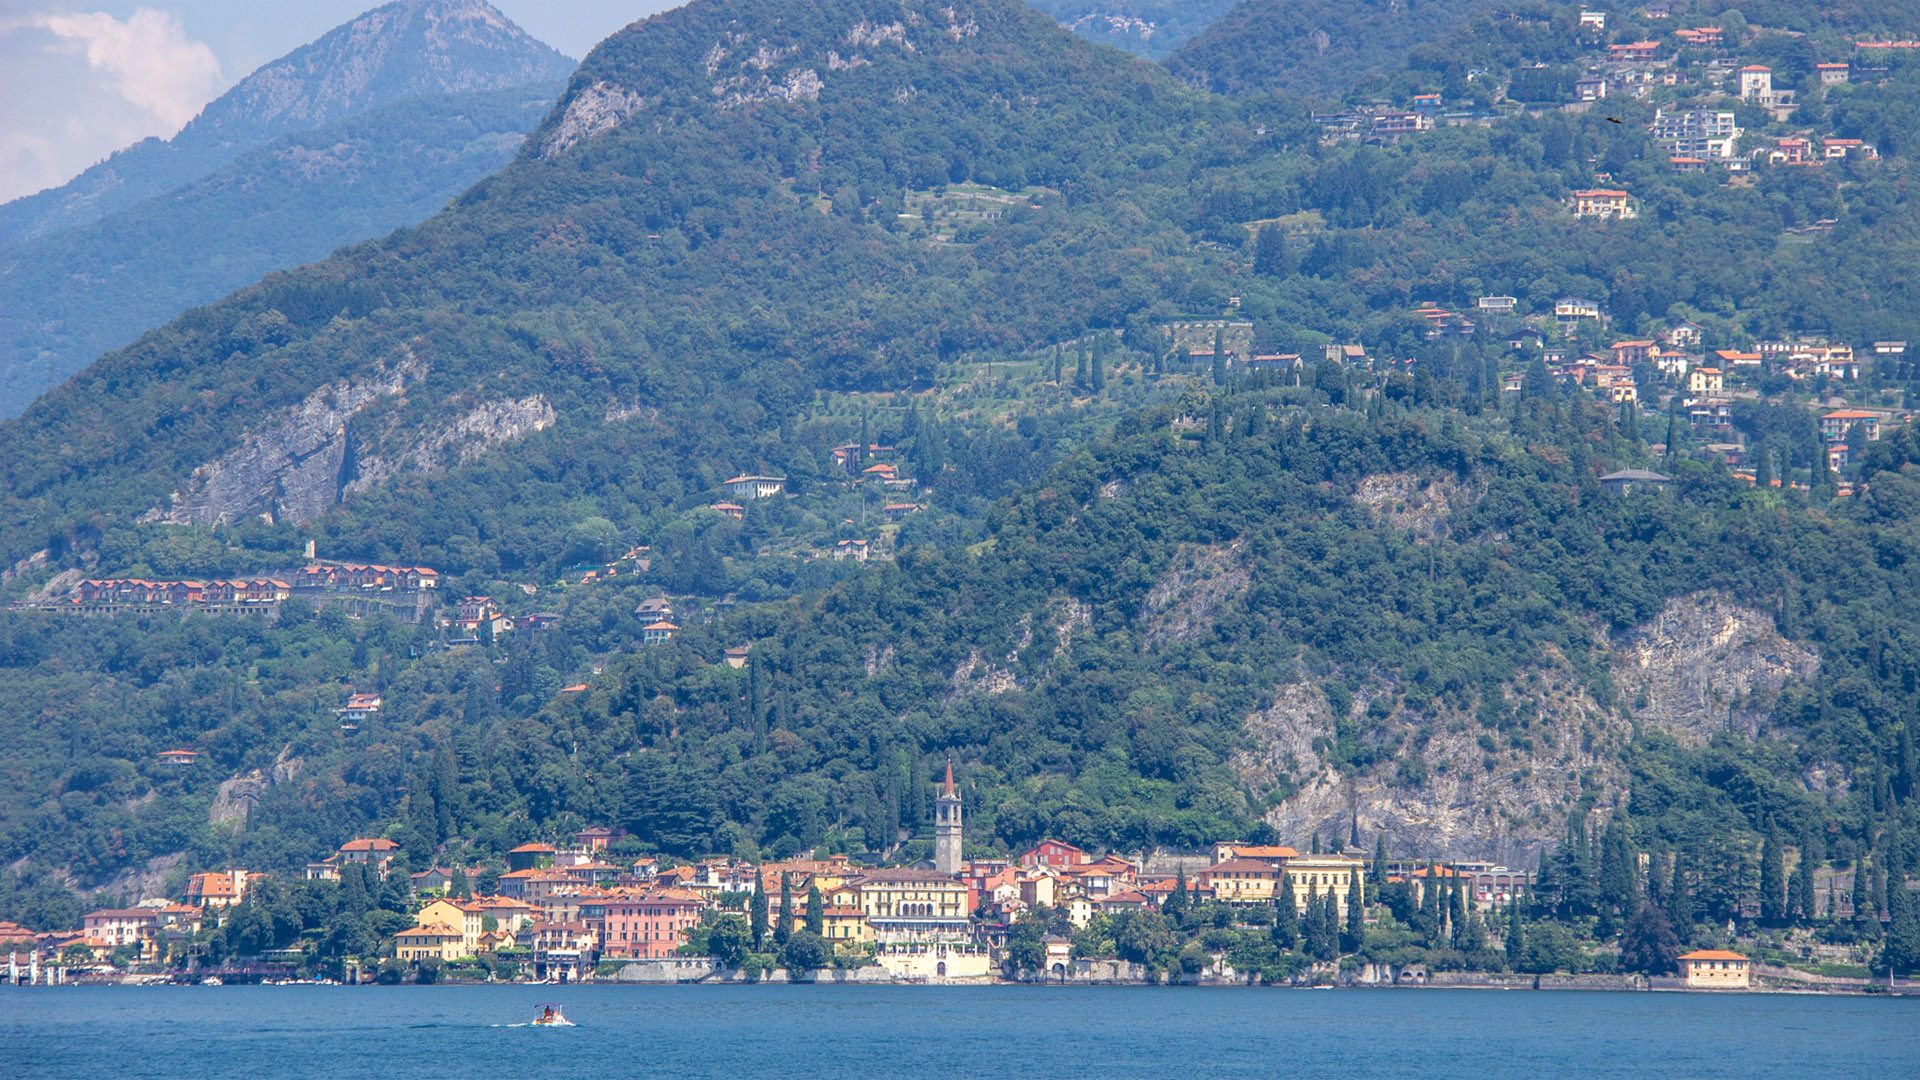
[[210, 751, 302, 829], [1140, 540, 1248, 650], [1609, 592, 1818, 745], [144, 356, 422, 526], [346, 394, 556, 494], [1352, 472, 1474, 542]]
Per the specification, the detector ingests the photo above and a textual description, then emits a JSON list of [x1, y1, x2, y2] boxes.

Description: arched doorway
[[936, 962, 946, 977]]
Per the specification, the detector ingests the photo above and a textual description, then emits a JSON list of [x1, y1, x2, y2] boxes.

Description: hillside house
[[833, 539, 871, 562], [336, 693, 382, 721], [338, 838, 400, 874], [1599, 469, 1671, 494], [1245, 354, 1300, 373], [1739, 65, 1773, 102], [1673, 26, 1721, 46], [708, 502, 745, 520], [1608, 40, 1663, 62], [158, 749, 199, 768], [1665, 320, 1704, 347], [1020, 840, 1091, 870], [724, 475, 787, 500], [723, 647, 750, 669], [1579, 10, 1605, 30], [1555, 297, 1605, 329], [1688, 367, 1724, 394], [1477, 296, 1518, 314], [1821, 410, 1882, 443], [882, 502, 924, 523], [1571, 188, 1636, 219], [1610, 340, 1654, 365], [1575, 76, 1608, 101], [186, 869, 260, 907], [1823, 138, 1877, 160], [642, 620, 680, 645], [454, 596, 509, 636], [1817, 62, 1850, 85]]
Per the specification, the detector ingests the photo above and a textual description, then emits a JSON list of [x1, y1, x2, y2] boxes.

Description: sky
[[0, 1, 684, 203]]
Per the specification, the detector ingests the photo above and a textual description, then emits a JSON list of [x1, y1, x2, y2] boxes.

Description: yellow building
[[1280, 855, 1366, 917], [1195, 858, 1280, 903], [395, 923, 466, 963], [822, 904, 869, 945], [416, 899, 484, 957], [873, 941, 992, 981], [828, 868, 971, 944], [1678, 949, 1751, 988]]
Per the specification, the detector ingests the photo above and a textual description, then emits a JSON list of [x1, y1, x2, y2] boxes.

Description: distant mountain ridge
[[0, 0, 574, 248], [0, 81, 567, 419]]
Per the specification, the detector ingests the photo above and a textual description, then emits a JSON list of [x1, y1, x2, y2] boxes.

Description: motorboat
[[531, 1004, 572, 1026]]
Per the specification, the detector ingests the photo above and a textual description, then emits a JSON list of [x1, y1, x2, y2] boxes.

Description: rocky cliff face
[[1234, 592, 1817, 865], [143, 353, 558, 527]]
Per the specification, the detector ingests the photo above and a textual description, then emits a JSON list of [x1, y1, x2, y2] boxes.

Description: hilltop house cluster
[[1311, 7, 1884, 178], [11, 767, 1625, 986], [15, 561, 442, 623]]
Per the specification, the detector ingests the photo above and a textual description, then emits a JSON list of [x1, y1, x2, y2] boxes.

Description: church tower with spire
[[934, 758, 963, 875]]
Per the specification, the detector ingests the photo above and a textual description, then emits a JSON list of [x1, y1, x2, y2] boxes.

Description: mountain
[[0, 0, 574, 249], [0, 82, 566, 420], [1024, 0, 1237, 59], [2, 0, 1920, 948], [1164, 0, 1498, 99]]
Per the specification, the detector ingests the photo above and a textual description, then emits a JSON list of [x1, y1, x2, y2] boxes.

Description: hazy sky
[[0, 1, 684, 203]]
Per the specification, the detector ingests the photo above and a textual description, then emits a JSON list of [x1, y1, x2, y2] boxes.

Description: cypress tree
[[1814, 436, 1833, 490], [1347, 878, 1367, 951], [775, 872, 794, 945], [1754, 444, 1774, 490], [1668, 854, 1693, 937], [1167, 868, 1189, 919], [1091, 345, 1106, 393], [750, 883, 770, 948], [1273, 874, 1299, 949], [1853, 856, 1875, 921], [1075, 348, 1088, 389], [1052, 345, 1063, 385], [1372, 834, 1388, 889], [1827, 871, 1839, 921], [1311, 831, 1321, 855], [1665, 412, 1680, 460], [1760, 827, 1786, 923], [1505, 895, 1525, 966], [805, 882, 824, 935]]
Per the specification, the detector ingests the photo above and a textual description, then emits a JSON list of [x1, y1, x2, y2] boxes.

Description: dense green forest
[[0, 82, 568, 418], [2, 0, 1920, 971]]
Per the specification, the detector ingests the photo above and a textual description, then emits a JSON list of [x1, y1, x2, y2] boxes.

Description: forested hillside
[[2, 0, 1919, 944], [0, 82, 566, 418]]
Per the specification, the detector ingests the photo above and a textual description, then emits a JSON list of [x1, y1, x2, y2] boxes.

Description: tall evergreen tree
[[775, 872, 794, 945], [1090, 345, 1106, 393], [1052, 345, 1063, 386], [1504, 896, 1525, 967], [1760, 827, 1786, 923], [1346, 880, 1366, 952], [1212, 328, 1226, 385], [805, 882, 824, 935], [1074, 348, 1088, 389], [1253, 224, 1290, 277], [1273, 874, 1299, 950], [1371, 834, 1388, 889], [1668, 853, 1693, 937], [750, 882, 770, 948], [1754, 444, 1774, 490]]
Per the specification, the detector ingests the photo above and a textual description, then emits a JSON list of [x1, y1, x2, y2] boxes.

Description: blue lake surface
[[5, 984, 1916, 1079]]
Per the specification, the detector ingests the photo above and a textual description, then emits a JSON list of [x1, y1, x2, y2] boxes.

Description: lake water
[[6, 984, 1915, 1079]]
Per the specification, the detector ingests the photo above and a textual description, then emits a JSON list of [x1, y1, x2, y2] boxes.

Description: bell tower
[[934, 758, 963, 875]]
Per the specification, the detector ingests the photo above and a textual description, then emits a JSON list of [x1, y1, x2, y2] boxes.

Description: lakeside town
[[6, 764, 1912, 993]]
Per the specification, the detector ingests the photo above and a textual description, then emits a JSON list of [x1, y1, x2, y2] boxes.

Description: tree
[[778, 930, 830, 974], [449, 865, 471, 900], [1668, 854, 1693, 938], [1254, 224, 1291, 277], [1166, 868, 1189, 920], [1760, 827, 1786, 923], [1505, 896, 1525, 966], [1371, 834, 1387, 890], [1755, 445, 1774, 491], [1272, 875, 1298, 950], [1344, 882, 1365, 952], [1090, 344, 1106, 393], [775, 872, 794, 945], [750, 884, 769, 948], [805, 882, 824, 935], [1620, 903, 1681, 975]]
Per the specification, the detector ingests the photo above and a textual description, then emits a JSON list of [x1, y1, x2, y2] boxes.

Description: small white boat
[[531, 1004, 573, 1027]]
